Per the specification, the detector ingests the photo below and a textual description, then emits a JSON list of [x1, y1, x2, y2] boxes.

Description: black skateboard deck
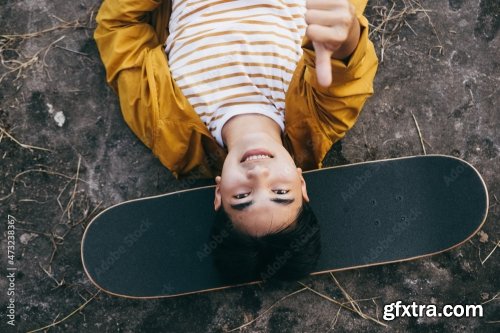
[[81, 155, 488, 298]]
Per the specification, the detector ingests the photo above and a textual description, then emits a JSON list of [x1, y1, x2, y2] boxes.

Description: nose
[[246, 165, 270, 179]]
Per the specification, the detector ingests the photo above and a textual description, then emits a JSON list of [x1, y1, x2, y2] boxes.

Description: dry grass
[[410, 111, 427, 155], [367, 0, 443, 62], [2, 152, 100, 294], [480, 240, 500, 265], [0, 166, 88, 202], [224, 273, 386, 331], [224, 287, 307, 332], [299, 274, 387, 327], [0, 11, 95, 83], [26, 290, 100, 333], [0, 126, 53, 152]]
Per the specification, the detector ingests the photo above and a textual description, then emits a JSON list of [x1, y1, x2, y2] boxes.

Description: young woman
[[94, 0, 378, 281]]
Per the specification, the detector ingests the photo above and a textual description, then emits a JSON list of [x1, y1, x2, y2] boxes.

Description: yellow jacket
[[94, 0, 378, 179]]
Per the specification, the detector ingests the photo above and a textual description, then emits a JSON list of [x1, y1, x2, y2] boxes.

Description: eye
[[234, 193, 250, 199], [273, 189, 290, 195]]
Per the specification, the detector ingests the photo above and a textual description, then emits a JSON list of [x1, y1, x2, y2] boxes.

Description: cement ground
[[0, 0, 499, 332]]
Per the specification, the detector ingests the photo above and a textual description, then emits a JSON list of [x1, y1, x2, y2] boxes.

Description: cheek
[[281, 164, 296, 176], [274, 164, 299, 184]]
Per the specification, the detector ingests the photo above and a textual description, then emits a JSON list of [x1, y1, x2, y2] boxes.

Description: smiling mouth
[[240, 149, 274, 163]]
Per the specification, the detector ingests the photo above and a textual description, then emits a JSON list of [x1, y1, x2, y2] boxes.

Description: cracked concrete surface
[[1, 0, 499, 332]]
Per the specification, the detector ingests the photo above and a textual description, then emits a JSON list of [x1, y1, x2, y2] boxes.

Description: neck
[[222, 114, 283, 150]]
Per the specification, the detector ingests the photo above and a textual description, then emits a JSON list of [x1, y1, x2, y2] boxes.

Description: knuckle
[[306, 25, 319, 38], [341, 14, 352, 26], [304, 11, 313, 24]]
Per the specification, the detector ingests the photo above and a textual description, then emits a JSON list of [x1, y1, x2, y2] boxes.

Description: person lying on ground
[[94, 0, 378, 281]]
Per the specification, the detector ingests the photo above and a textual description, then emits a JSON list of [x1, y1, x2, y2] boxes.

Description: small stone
[[46, 103, 55, 114], [478, 230, 488, 243], [54, 111, 66, 127], [20, 233, 38, 245]]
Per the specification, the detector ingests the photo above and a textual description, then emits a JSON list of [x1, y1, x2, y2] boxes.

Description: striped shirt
[[165, 0, 306, 147]]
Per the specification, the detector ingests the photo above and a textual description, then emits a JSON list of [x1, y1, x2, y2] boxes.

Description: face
[[214, 134, 309, 237]]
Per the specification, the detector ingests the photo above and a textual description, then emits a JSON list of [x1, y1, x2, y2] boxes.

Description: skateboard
[[81, 155, 488, 298]]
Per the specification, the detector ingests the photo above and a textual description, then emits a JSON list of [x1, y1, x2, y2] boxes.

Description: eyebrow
[[230, 198, 295, 211]]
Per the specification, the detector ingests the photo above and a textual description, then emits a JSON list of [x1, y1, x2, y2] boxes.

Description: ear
[[297, 168, 310, 202], [214, 176, 222, 210]]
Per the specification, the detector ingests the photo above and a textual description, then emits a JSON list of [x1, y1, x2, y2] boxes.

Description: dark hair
[[210, 201, 321, 283]]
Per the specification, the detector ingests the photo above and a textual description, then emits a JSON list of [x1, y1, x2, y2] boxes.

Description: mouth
[[240, 149, 274, 163]]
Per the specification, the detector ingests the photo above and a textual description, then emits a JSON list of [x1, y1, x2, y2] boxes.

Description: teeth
[[244, 154, 271, 162]]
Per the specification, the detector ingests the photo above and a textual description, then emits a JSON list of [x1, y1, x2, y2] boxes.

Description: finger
[[313, 41, 333, 87], [307, 23, 349, 46], [305, 9, 354, 28], [306, 0, 346, 10]]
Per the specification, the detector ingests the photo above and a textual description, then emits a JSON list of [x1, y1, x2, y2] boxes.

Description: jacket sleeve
[[285, 8, 378, 146], [94, 0, 163, 86], [94, 0, 166, 150], [93, 0, 225, 178]]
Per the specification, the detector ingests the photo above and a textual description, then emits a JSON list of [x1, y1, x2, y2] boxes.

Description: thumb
[[313, 41, 334, 87]]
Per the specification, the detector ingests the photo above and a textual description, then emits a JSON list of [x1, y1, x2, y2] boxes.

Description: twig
[[48, 234, 62, 266], [0, 168, 88, 201], [55, 45, 89, 56], [0, 11, 93, 83], [367, 0, 440, 62], [225, 288, 307, 332], [330, 306, 342, 331], [362, 124, 373, 157], [39, 262, 65, 289], [330, 273, 384, 324], [76, 200, 102, 227], [0, 126, 53, 152], [57, 177, 76, 213], [60, 155, 82, 223], [298, 281, 388, 327], [331, 274, 364, 317], [414, 1, 444, 55], [481, 241, 500, 265], [42, 35, 66, 67], [0, 35, 65, 83], [26, 291, 100, 333], [1, 18, 88, 39], [481, 292, 500, 305], [410, 111, 427, 155], [372, 298, 381, 321]]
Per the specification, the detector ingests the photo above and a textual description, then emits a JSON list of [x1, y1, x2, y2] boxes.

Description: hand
[[305, 0, 359, 87]]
